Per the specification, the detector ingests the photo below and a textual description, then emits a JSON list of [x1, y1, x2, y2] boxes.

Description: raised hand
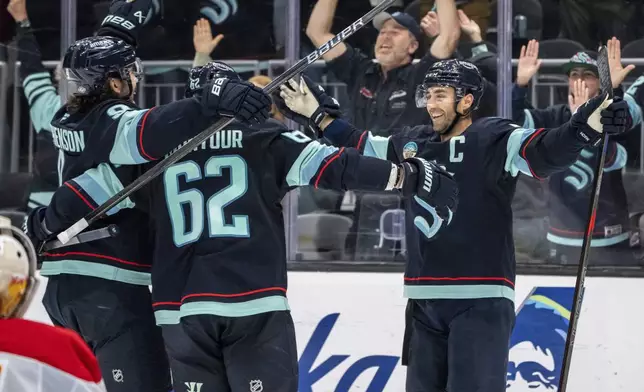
[[568, 79, 590, 114], [420, 11, 440, 39], [607, 36, 635, 89], [7, 0, 27, 22], [516, 39, 542, 87], [457, 10, 482, 42], [193, 18, 224, 56], [99, 0, 153, 46], [276, 75, 342, 129]]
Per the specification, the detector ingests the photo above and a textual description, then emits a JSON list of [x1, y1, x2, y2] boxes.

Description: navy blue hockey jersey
[[323, 116, 593, 303], [512, 84, 641, 247], [43, 119, 399, 324], [42, 96, 224, 285]]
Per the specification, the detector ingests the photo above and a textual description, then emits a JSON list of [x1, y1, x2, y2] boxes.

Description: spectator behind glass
[[7, 0, 61, 211], [405, 0, 491, 43], [305, 0, 461, 136], [512, 38, 644, 267]]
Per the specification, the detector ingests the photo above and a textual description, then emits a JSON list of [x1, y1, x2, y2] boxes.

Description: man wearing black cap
[[513, 38, 644, 266], [306, 0, 460, 135]]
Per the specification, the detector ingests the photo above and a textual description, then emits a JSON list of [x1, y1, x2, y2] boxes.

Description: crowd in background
[[2, 0, 644, 270]]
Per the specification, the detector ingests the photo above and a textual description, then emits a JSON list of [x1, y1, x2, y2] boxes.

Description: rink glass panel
[[1, 0, 644, 274]]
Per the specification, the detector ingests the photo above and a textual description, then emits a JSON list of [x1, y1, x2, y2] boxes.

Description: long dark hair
[[66, 77, 127, 114]]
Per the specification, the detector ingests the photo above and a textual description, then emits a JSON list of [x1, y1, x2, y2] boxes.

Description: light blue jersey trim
[[522, 109, 535, 129], [404, 284, 515, 303], [285, 141, 340, 186], [154, 310, 181, 325], [505, 127, 538, 177], [23, 75, 51, 100], [604, 144, 627, 172], [624, 93, 642, 128], [180, 296, 290, 318], [23, 71, 50, 86], [546, 232, 630, 247], [72, 163, 135, 216], [363, 134, 390, 160], [109, 109, 150, 165], [28, 191, 54, 209], [23, 72, 61, 133], [40, 260, 151, 285]]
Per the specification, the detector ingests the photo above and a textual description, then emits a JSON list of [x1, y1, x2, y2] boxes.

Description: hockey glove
[[400, 157, 458, 240], [571, 93, 632, 147], [98, 0, 153, 46], [201, 78, 272, 124], [23, 207, 52, 252], [275, 75, 342, 132]]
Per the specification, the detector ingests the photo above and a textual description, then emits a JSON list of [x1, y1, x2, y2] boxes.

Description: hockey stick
[[53, 0, 397, 245], [558, 45, 613, 392], [41, 224, 120, 252]]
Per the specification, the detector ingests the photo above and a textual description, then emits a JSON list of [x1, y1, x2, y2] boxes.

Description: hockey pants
[[402, 298, 515, 392]]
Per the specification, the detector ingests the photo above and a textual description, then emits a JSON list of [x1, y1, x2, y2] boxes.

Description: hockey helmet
[[185, 61, 241, 98], [415, 59, 484, 113], [62, 36, 142, 97], [0, 216, 39, 319]]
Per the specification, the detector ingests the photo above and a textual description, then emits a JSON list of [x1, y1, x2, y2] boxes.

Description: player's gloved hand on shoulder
[[98, 0, 153, 46], [275, 75, 342, 131], [23, 207, 52, 252], [571, 93, 632, 147], [399, 157, 458, 239], [201, 78, 272, 124]]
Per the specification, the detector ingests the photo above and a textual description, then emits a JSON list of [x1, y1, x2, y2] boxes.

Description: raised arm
[[106, 73, 272, 165], [192, 18, 223, 67], [273, 128, 458, 239], [505, 94, 632, 179], [9, 0, 62, 133], [274, 76, 393, 159], [430, 0, 460, 59], [305, 0, 346, 61]]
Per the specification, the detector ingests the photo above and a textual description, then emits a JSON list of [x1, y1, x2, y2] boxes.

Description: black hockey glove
[[201, 78, 272, 124], [571, 94, 632, 147], [98, 0, 153, 46], [23, 207, 52, 252], [274, 75, 342, 132], [400, 157, 458, 240]]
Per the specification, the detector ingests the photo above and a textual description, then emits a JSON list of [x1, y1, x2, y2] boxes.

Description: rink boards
[[24, 272, 643, 391]]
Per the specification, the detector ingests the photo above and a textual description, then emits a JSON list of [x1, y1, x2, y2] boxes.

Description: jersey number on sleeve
[[164, 155, 249, 246]]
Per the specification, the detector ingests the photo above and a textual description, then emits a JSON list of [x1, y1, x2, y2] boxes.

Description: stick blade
[[597, 45, 613, 99]]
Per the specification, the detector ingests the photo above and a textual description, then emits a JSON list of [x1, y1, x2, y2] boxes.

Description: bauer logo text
[[306, 19, 365, 64]]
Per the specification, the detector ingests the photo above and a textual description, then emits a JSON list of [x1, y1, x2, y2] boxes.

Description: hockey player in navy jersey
[[276, 59, 632, 391], [23, 1, 272, 391], [27, 61, 459, 392]]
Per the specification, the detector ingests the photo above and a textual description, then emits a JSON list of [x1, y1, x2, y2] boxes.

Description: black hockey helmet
[[184, 61, 241, 98], [415, 59, 484, 114], [62, 36, 142, 97]]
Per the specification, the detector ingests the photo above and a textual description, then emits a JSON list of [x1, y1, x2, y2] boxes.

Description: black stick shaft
[[55, 0, 397, 245], [558, 44, 613, 392]]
